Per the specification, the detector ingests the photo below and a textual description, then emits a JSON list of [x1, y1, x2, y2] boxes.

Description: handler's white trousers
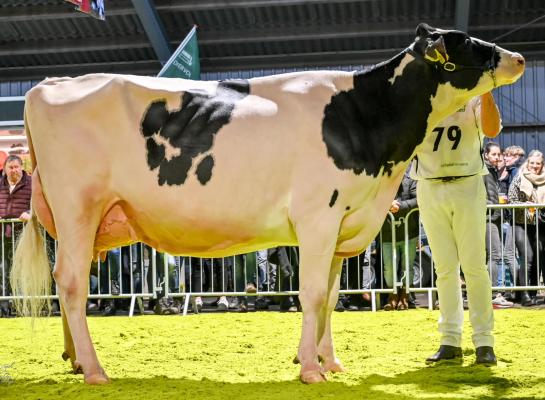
[[417, 175, 494, 348]]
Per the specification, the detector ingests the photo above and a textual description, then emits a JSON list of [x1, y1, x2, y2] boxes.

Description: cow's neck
[[322, 50, 449, 178]]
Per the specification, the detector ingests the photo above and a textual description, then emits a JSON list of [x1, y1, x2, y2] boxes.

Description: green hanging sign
[[158, 26, 200, 80]]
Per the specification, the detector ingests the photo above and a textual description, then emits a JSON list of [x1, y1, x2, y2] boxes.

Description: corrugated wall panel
[[488, 126, 545, 155], [496, 60, 545, 125]]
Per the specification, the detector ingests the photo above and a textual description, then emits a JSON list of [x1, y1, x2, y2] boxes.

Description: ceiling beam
[[200, 48, 402, 70], [130, 0, 172, 64], [3, 20, 544, 58], [0, 36, 152, 57], [0, 60, 161, 81], [154, 0, 378, 11]]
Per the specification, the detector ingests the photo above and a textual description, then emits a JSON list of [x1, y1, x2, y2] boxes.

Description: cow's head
[[412, 23, 524, 111]]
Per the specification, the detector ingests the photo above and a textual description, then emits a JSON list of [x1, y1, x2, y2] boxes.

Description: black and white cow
[[12, 23, 524, 384]]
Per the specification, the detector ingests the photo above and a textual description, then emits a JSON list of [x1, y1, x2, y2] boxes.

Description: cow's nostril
[[514, 53, 525, 66]]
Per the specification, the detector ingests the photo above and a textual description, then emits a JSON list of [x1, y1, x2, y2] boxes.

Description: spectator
[[483, 142, 514, 308], [380, 166, 418, 310], [153, 252, 182, 315], [229, 252, 258, 313], [0, 155, 31, 317], [508, 150, 545, 306], [99, 245, 152, 316], [98, 249, 122, 316], [268, 247, 298, 312], [181, 256, 233, 313], [335, 242, 375, 312], [500, 145, 526, 193], [497, 147, 524, 290], [255, 250, 272, 310]]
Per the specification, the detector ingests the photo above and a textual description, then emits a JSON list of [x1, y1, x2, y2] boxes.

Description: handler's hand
[[19, 211, 30, 222], [389, 200, 400, 213]]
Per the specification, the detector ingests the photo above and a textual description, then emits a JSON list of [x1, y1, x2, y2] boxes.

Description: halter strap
[[406, 44, 497, 88]]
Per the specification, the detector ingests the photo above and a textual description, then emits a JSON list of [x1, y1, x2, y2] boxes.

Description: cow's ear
[[416, 23, 435, 38], [424, 36, 449, 64]]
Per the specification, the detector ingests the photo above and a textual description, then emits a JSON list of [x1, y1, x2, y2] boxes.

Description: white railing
[[1, 203, 544, 315]]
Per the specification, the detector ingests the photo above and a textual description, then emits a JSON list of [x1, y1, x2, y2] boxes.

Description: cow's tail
[[11, 214, 51, 321], [10, 105, 51, 324]]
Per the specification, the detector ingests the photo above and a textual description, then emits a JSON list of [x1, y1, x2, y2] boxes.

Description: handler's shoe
[[475, 346, 497, 366], [426, 345, 463, 363]]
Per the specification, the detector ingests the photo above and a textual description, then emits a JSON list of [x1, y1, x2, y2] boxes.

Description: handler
[[411, 92, 500, 365]]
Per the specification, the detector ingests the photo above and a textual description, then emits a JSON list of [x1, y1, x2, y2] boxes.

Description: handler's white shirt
[[411, 97, 489, 180]]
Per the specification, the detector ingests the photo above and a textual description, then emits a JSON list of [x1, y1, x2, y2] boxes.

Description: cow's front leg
[[317, 256, 346, 374], [297, 240, 337, 384]]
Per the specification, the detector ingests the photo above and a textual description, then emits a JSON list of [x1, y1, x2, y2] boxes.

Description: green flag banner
[[158, 26, 200, 79]]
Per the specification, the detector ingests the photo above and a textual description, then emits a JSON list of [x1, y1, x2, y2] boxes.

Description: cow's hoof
[[322, 360, 346, 373], [300, 370, 327, 384], [80, 365, 110, 385], [84, 372, 111, 385], [63, 351, 82, 374], [72, 361, 84, 375]]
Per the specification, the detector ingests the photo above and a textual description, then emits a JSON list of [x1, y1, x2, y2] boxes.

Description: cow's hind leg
[[296, 236, 337, 384], [53, 215, 109, 384], [317, 256, 346, 374], [55, 245, 109, 384], [60, 302, 80, 373]]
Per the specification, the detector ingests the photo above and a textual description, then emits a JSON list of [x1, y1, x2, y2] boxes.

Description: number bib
[[411, 97, 488, 180]]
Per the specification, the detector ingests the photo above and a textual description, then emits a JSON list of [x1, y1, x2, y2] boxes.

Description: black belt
[[429, 174, 476, 183]]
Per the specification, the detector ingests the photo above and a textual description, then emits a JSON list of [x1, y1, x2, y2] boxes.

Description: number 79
[[432, 126, 462, 151]]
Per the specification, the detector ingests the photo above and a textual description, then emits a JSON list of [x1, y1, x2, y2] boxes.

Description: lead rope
[[489, 45, 497, 88]]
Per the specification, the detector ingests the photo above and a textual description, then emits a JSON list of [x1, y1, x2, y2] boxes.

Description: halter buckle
[[443, 62, 456, 72]]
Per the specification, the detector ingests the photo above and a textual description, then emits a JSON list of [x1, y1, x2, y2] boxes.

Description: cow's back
[[25, 72, 360, 256]]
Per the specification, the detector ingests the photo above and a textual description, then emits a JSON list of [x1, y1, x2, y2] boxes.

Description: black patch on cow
[[140, 80, 250, 186], [329, 189, 339, 207], [141, 101, 169, 138], [196, 154, 215, 185], [322, 55, 432, 177], [322, 28, 498, 177], [146, 136, 165, 170]]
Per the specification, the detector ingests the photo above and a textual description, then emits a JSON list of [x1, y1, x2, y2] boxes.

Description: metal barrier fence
[[1, 203, 544, 315]]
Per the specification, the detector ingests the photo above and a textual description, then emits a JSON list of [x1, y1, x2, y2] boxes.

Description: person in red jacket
[[0, 155, 32, 317]]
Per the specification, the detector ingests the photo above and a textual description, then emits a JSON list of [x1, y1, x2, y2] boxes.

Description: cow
[[11, 23, 524, 385]]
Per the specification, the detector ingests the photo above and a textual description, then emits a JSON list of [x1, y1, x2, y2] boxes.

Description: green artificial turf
[[1, 309, 544, 399]]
